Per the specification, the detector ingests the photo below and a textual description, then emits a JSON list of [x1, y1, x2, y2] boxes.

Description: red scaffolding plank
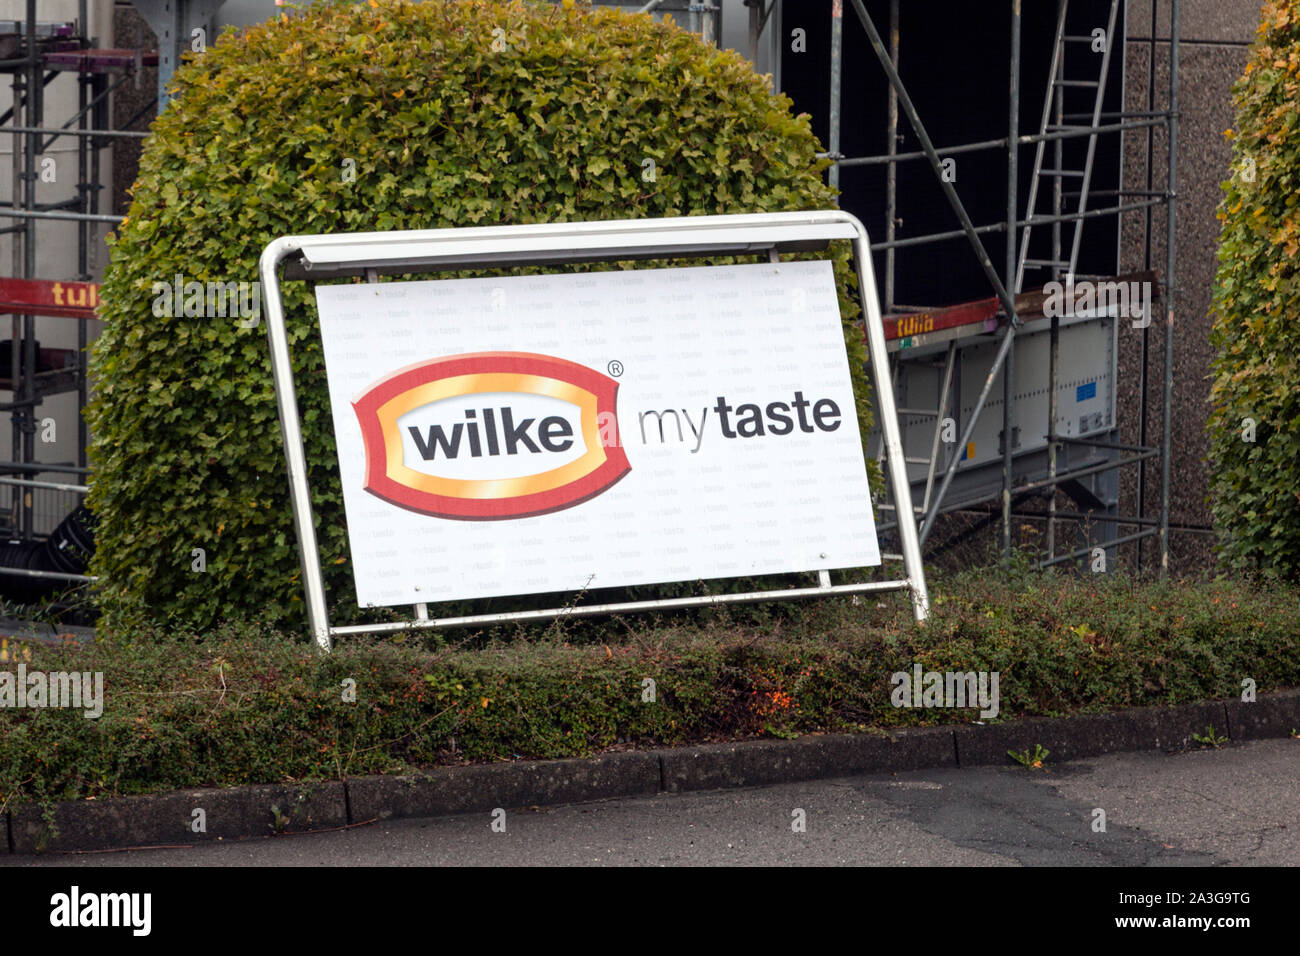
[[0, 278, 99, 319]]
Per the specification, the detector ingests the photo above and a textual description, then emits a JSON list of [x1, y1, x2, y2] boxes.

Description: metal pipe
[[1038, 528, 1157, 567], [869, 198, 1164, 252], [1002, 0, 1020, 565], [1014, 449, 1159, 494], [979, 507, 1212, 532], [0, 567, 96, 583], [884, 0, 899, 312], [828, 0, 843, 190], [747, 0, 760, 63], [1159, 0, 1179, 574], [260, 238, 332, 652], [1047, 2, 1066, 560], [0, 476, 88, 494], [329, 578, 918, 637], [1137, 0, 1159, 572], [1052, 434, 1153, 453], [0, 461, 89, 475], [848, 214, 930, 622], [0, 207, 121, 223], [21, 0, 38, 542], [9, 23, 25, 533], [1047, 312, 1060, 559], [833, 117, 1166, 168]]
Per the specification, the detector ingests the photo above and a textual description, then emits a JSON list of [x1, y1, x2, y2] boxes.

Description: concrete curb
[[7, 783, 346, 856], [4, 690, 1296, 855]]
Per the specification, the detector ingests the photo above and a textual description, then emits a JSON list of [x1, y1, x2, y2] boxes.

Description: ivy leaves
[[1208, 1, 1300, 579]]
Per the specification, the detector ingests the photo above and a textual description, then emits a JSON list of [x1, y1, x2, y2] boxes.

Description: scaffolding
[[0, 1, 153, 591], [744, 0, 1182, 573], [0, 0, 1185, 592]]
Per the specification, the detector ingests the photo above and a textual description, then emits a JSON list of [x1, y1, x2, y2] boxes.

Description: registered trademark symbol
[[607, 360, 624, 377]]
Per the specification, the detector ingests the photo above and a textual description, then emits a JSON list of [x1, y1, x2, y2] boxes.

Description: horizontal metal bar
[[1067, 189, 1167, 198], [872, 222, 1003, 252], [331, 579, 914, 637], [282, 212, 858, 279], [0, 125, 147, 140], [1024, 198, 1165, 228], [881, 453, 1159, 521], [1062, 110, 1168, 120], [0, 566, 96, 583], [1013, 450, 1159, 494], [836, 135, 1010, 167], [0, 475, 88, 493], [0, 461, 88, 475], [0, 207, 121, 224], [835, 118, 1168, 169], [991, 508, 1214, 534], [870, 199, 1163, 254], [1038, 528, 1158, 567], [1052, 435, 1153, 454]]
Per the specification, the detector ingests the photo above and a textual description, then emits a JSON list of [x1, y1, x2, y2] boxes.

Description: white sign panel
[[315, 260, 880, 607]]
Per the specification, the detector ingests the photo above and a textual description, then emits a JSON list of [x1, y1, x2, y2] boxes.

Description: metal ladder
[[1015, 0, 1120, 292], [879, 0, 1119, 535]]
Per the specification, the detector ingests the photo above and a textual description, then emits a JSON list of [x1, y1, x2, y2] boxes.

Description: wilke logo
[[353, 351, 629, 520]]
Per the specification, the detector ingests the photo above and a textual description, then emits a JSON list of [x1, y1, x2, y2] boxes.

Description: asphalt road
[[6, 738, 1296, 866]]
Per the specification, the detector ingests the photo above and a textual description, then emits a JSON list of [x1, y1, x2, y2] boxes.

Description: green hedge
[[2, 572, 1296, 806], [87, 0, 866, 634], [1207, 0, 1300, 579]]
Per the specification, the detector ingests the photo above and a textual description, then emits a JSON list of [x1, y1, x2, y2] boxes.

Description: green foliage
[[1191, 724, 1228, 748], [86, 0, 870, 635], [1007, 743, 1050, 770], [2, 571, 1297, 807], [1207, 0, 1300, 579]]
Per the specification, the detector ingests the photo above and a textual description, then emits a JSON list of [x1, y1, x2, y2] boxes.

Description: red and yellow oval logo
[[352, 351, 630, 520]]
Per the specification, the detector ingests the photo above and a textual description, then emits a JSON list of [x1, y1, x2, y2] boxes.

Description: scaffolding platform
[[883, 270, 1156, 352]]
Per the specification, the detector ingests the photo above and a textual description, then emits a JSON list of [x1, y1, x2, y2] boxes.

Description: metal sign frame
[[259, 210, 929, 651]]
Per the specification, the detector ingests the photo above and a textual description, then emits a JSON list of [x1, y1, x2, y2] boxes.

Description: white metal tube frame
[[259, 211, 930, 651]]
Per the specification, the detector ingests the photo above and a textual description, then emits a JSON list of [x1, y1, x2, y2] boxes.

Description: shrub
[[87, 0, 867, 635], [3, 571, 1297, 807], [1207, 0, 1300, 579]]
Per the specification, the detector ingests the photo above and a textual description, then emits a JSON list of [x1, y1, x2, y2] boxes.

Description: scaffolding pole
[[1159, 0, 1180, 575]]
